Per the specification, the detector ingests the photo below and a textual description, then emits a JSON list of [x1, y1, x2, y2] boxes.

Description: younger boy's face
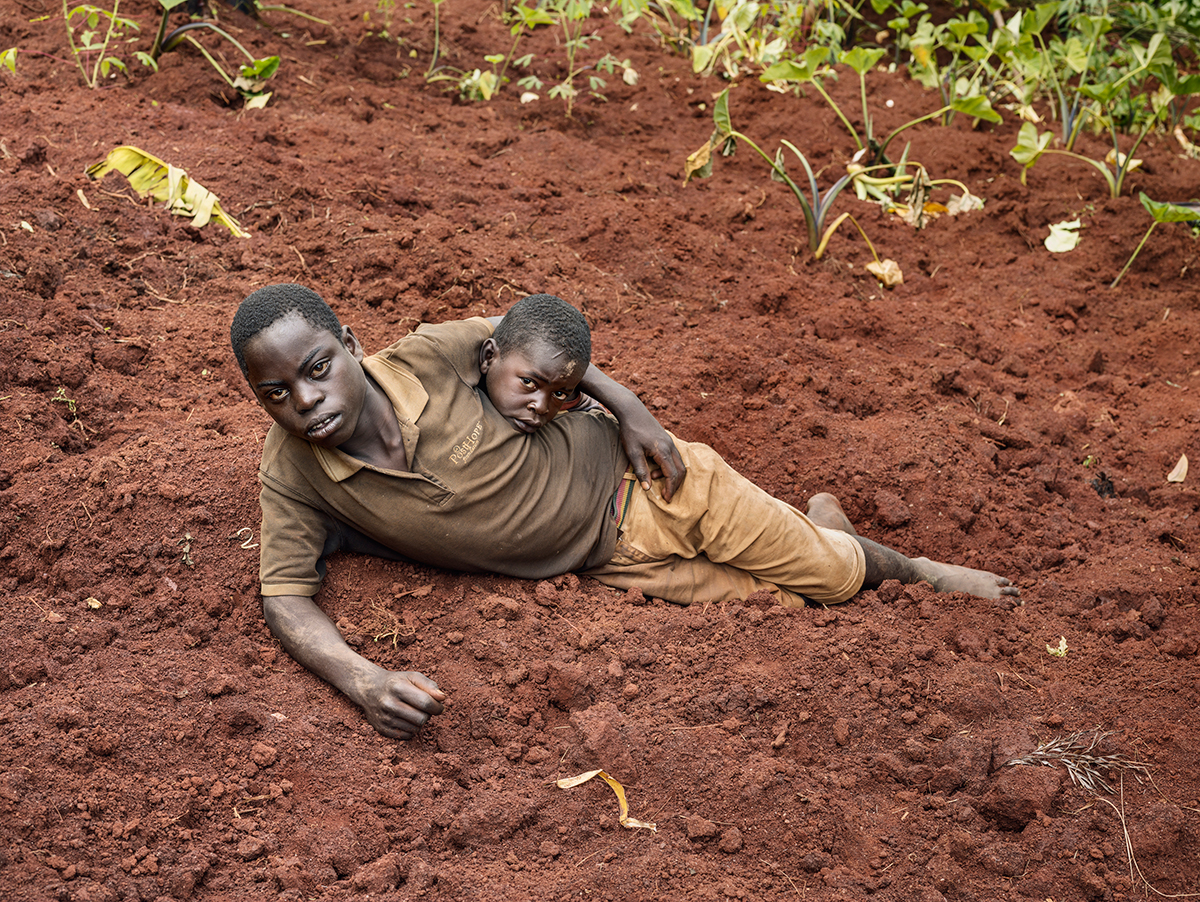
[[479, 338, 584, 434], [242, 313, 369, 449]]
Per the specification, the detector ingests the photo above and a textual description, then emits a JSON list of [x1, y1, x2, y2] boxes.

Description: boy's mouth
[[306, 412, 342, 440], [512, 418, 541, 434]]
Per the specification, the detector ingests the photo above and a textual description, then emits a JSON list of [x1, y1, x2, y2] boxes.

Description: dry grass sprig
[[1002, 730, 1150, 794]]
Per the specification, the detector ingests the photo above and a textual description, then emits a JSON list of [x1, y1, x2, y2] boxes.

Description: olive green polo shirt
[[257, 317, 627, 597]]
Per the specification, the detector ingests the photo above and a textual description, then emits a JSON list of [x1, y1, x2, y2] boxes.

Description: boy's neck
[[338, 375, 409, 472]]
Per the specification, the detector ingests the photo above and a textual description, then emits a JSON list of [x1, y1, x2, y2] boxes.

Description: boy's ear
[[478, 338, 499, 375], [341, 325, 366, 362]]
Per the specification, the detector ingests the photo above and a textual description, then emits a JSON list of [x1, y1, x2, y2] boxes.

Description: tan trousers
[[584, 439, 866, 607]]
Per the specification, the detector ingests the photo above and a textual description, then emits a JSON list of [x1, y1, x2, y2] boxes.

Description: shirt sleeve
[[257, 474, 333, 597]]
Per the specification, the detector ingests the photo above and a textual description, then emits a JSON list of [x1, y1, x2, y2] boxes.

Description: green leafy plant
[[148, 1, 280, 107], [427, 1, 549, 101], [1111, 193, 1200, 288], [684, 88, 893, 276], [545, 0, 609, 116], [762, 44, 1000, 166], [63, 0, 156, 87], [690, 0, 795, 79]]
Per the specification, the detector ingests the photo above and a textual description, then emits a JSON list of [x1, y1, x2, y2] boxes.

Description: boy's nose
[[295, 384, 324, 410], [529, 393, 550, 415]]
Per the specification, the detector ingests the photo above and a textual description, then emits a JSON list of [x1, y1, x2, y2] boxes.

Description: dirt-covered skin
[[2, 1, 1199, 900]]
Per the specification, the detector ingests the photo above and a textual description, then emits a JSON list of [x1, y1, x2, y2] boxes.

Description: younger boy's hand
[[618, 407, 687, 502], [361, 670, 446, 740]]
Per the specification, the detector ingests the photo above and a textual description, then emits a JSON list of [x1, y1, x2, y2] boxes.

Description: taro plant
[[1010, 31, 1180, 198], [1110, 193, 1200, 288], [761, 44, 1000, 167], [690, 0, 795, 79], [684, 88, 899, 285], [63, 0, 157, 87], [148, 0, 280, 107]]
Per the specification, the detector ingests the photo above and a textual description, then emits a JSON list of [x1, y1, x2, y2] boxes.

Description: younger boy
[[232, 285, 1017, 740]]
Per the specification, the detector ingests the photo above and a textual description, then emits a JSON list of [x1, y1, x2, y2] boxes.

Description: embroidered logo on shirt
[[449, 420, 483, 465]]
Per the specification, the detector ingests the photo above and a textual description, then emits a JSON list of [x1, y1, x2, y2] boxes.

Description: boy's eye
[[312, 360, 330, 377], [552, 390, 570, 401], [519, 377, 535, 388], [266, 388, 288, 401]]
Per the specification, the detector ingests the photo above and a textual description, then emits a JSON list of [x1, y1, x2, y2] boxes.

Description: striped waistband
[[608, 473, 638, 532]]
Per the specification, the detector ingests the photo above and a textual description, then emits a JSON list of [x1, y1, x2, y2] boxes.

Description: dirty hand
[[617, 406, 687, 502], [361, 670, 446, 740]]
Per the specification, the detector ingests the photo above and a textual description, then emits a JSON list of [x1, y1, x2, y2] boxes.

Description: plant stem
[[184, 34, 235, 87], [90, 0, 121, 88], [1111, 221, 1157, 288]]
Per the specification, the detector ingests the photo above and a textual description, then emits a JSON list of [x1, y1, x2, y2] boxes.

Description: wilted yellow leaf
[[683, 139, 714, 186], [556, 769, 656, 831], [1167, 453, 1188, 483], [1046, 636, 1068, 657], [866, 258, 903, 288], [1104, 148, 1142, 173], [945, 192, 984, 215], [86, 146, 248, 238], [85, 597, 103, 609], [1045, 219, 1081, 253]]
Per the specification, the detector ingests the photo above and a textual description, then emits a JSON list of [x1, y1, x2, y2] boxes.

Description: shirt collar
[[310, 351, 429, 482]]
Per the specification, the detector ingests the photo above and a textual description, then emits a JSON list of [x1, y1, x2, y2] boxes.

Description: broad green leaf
[[952, 93, 1001, 123], [1140, 193, 1200, 224], [661, 0, 701, 21], [1027, 2, 1058, 35], [761, 45, 828, 84], [1075, 14, 1112, 45], [691, 43, 713, 74], [1011, 122, 1051, 167], [240, 55, 280, 80], [86, 145, 248, 237], [713, 88, 732, 137], [156, 0, 190, 9], [840, 46, 886, 76], [1063, 36, 1087, 74]]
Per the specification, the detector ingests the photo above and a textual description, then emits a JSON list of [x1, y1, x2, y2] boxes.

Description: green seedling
[[2, 48, 18, 73], [427, 1, 549, 101], [1111, 193, 1200, 288], [685, 88, 890, 272], [64, 0, 156, 87], [761, 45, 999, 167]]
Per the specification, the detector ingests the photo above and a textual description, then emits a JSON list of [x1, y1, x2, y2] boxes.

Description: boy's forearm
[[578, 364, 642, 417], [262, 594, 383, 707]]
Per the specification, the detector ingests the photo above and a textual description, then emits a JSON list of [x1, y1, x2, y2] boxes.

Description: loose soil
[[2, 1, 1200, 900]]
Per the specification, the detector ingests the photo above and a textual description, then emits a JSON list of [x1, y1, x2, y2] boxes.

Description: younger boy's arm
[[263, 594, 445, 739], [577, 364, 687, 502]]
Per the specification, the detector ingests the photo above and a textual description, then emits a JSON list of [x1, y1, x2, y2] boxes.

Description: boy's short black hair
[[493, 294, 591, 369], [231, 283, 344, 376]]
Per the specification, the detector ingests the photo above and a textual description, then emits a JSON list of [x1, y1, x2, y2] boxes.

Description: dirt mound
[[1, 1, 1198, 899]]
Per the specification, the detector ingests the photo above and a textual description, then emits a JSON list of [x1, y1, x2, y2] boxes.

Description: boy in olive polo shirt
[[232, 285, 1018, 740]]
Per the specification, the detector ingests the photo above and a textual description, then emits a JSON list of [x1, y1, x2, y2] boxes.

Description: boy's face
[[479, 338, 584, 434], [242, 313, 370, 449]]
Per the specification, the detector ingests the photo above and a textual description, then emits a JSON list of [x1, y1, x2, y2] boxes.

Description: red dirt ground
[[2, 1, 1200, 899]]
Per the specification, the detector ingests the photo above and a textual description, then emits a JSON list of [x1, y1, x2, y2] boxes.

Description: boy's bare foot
[[806, 492, 858, 536], [912, 558, 1020, 599]]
